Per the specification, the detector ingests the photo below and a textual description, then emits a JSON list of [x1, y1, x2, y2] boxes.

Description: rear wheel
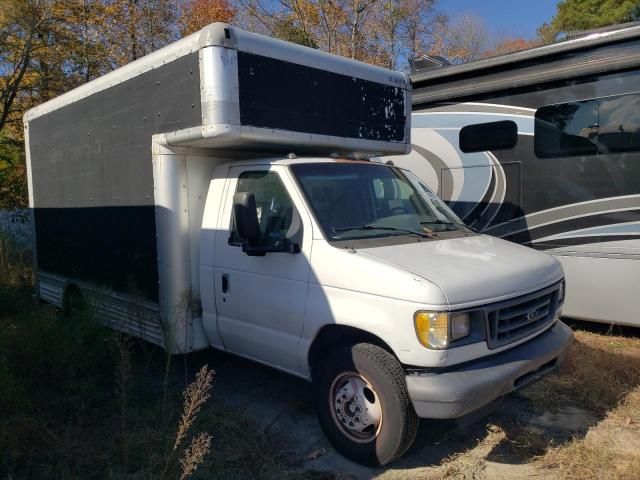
[[313, 343, 418, 466]]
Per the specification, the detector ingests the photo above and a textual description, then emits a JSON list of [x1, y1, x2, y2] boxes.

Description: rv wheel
[[313, 343, 418, 466]]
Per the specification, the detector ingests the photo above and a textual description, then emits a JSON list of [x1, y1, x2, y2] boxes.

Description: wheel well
[[63, 283, 82, 299], [308, 325, 397, 374], [62, 283, 85, 312]]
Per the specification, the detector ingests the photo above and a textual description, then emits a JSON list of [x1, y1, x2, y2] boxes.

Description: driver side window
[[229, 171, 294, 248]]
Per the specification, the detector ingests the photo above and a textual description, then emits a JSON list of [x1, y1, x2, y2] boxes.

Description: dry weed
[[115, 334, 132, 471], [160, 364, 215, 479], [173, 365, 215, 453], [179, 431, 212, 480]]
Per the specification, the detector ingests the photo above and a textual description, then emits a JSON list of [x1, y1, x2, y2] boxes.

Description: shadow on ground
[[142, 321, 640, 480]]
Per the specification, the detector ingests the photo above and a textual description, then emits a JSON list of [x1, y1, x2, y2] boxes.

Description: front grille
[[485, 283, 561, 349]]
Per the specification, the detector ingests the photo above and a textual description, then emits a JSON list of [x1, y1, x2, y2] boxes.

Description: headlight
[[414, 312, 449, 349], [451, 313, 471, 341], [414, 311, 471, 349], [558, 280, 565, 303]]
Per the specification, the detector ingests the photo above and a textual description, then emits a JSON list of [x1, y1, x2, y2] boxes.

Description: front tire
[[313, 343, 418, 466]]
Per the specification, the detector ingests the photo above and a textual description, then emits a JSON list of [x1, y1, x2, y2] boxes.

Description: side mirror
[[233, 192, 260, 245]]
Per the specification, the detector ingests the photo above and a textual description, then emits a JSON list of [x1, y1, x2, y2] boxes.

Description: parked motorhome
[[390, 23, 640, 327], [25, 23, 572, 465]]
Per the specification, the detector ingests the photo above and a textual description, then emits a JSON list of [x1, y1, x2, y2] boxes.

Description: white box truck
[[24, 23, 573, 466]]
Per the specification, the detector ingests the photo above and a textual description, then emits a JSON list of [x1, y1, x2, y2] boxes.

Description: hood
[[358, 234, 563, 308]]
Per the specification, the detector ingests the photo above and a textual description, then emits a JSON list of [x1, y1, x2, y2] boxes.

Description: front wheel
[[313, 343, 419, 466]]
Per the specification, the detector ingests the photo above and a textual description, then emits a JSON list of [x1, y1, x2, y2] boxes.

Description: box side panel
[[28, 52, 202, 302], [237, 52, 407, 143]]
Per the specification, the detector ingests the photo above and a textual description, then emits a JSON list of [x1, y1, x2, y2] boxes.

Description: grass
[[0, 233, 313, 480], [0, 300, 214, 478]]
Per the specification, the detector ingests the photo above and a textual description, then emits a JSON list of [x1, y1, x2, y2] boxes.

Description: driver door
[[214, 165, 312, 375]]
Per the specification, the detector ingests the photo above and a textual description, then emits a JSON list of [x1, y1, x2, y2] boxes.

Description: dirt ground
[[191, 321, 640, 480]]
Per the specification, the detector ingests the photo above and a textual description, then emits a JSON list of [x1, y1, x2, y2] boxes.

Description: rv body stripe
[[422, 127, 534, 136], [477, 152, 507, 225], [436, 129, 493, 205], [416, 112, 533, 118], [456, 102, 537, 112], [467, 168, 497, 224], [411, 143, 452, 197], [531, 221, 640, 243], [413, 112, 534, 134], [535, 236, 640, 254], [484, 195, 640, 237], [461, 162, 493, 221], [505, 209, 640, 244], [542, 238, 640, 259]]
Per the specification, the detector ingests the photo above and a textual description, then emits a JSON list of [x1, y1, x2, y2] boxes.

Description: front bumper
[[405, 320, 573, 419]]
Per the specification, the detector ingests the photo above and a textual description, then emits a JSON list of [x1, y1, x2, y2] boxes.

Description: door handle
[[221, 274, 229, 293]]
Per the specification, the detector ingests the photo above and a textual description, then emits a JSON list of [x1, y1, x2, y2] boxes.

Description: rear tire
[[313, 343, 418, 466]]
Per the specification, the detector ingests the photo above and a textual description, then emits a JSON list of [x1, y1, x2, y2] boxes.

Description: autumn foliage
[[483, 37, 541, 58], [179, 0, 237, 36]]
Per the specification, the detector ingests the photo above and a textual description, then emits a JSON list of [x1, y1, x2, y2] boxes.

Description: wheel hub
[[332, 374, 382, 441]]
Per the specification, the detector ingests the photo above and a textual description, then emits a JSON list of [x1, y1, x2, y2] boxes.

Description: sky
[[439, 0, 560, 39]]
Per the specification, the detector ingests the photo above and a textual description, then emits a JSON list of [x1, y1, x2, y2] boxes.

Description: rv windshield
[[291, 162, 468, 241]]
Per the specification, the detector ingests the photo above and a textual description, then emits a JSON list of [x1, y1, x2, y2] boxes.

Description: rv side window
[[229, 171, 294, 248], [459, 120, 518, 153], [535, 92, 640, 158], [597, 94, 640, 153]]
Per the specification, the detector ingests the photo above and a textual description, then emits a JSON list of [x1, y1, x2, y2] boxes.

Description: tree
[[375, 0, 445, 69], [0, 162, 27, 208], [101, 0, 179, 65], [536, 21, 557, 45], [439, 12, 488, 63], [0, 0, 54, 136], [482, 37, 540, 58], [236, 0, 443, 67], [179, 0, 237, 36], [550, 0, 640, 32], [271, 17, 318, 47], [402, 1, 447, 65]]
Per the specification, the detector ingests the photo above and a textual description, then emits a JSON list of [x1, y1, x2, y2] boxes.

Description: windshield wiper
[[334, 224, 432, 238], [420, 219, 454, 225], [421, 219, 477, 233]]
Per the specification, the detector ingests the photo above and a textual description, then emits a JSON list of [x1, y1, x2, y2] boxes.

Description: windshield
[[290, 162, 468, 241]]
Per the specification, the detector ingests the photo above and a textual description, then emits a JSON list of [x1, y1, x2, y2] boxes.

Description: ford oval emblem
[[527, 310, 538, 321]]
